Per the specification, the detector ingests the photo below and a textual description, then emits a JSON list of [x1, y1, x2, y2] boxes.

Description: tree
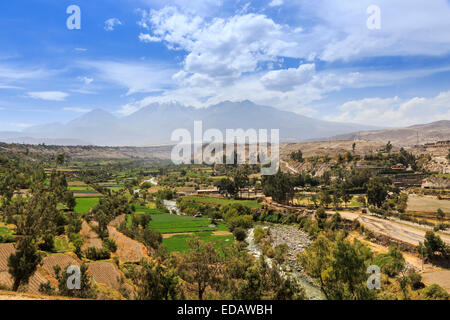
[[8, 236, 42, 291], [422, 231, 447, 258], [178, 237, 220, 300], [133, 259, 180, 300], [299, 233, 374, 300], [367, 177, 390, 208], [352, 142, 356, 153], [315, 207, 328, 229], [437, 208, 445, 221], [290, 150, 303, 162], [385, 141, 393, 153], [56, 153, 66, 167], [318, 189, 332, 208]]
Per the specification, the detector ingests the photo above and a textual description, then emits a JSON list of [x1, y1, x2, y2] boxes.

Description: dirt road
[[337, 211, 450, 246]]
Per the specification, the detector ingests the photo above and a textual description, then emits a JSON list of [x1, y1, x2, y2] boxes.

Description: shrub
[[103, 238, 118, 253], [422, 284, 449, 300], [407, 270, 424, 290], [233, 228, 247, 242], [85, 247, 111, 260]]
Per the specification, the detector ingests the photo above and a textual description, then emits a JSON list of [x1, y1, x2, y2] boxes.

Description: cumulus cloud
[[326, 91, 450, 127], [138, 7, 296, 84], [27, 91, 68, 101], [104, 18, 122, 31], [261, 63, 315, 92], [139, 33, 162, 43]]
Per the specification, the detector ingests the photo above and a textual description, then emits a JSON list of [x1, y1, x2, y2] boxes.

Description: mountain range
[[0, 100, 435, 147]]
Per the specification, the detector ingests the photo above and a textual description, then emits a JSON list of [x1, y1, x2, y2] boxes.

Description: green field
[[68, 186, 94, 191], [131, 209, 235, 252], [147, 212, 215, 234], [74, 197, 100, 214], [54, 236, 74, 253], [183, 196, 262, 209], [163, 231, 234, 253]]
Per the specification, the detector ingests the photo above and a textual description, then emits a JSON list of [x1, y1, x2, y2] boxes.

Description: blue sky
[[1, 0, 450, 131]]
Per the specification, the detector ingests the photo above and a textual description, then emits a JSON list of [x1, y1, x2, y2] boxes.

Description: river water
[[246, 227, 325, 300]]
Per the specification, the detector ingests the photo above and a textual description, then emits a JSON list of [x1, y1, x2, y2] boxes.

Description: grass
[[74, 197, 100, 214], [68, 186, 94, 191], [0, 226, 14, 237], [146, 212, 215, 234], [436, 173, 450, 178], [183, 196, 262, 209], [54, 236, 74, 253], [163, 231, 234, 253]]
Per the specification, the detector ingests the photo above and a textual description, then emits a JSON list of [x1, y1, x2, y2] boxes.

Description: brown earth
[[107, 224, 150, 263], [80, 220, 103, 250], [422, 270, 450, 293]]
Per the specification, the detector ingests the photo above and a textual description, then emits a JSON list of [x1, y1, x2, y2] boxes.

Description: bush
[[85, 246, 111, 260], [103, 238, 117, 253], [407, 270, 424, 290], [422, 284, 449, 300], [233, 228, 247, 242]]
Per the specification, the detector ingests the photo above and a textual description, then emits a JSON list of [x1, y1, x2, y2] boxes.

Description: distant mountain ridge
[[330, 120, 450, 146], [0, 100, 384, 146]]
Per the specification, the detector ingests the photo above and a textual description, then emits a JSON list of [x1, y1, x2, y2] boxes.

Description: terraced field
[[74, 198, 100, 214], [146, 213, 215, 234]]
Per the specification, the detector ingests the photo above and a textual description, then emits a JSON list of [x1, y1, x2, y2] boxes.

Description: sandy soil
[[107, 225, 149, 263], [407, 194, 450, 214], [163, 232, 193, 239], [80, 221, 103, 250], [422, 270, 450, 293]]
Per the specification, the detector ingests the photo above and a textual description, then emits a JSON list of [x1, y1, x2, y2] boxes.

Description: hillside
[[330, 120, 450, 146]]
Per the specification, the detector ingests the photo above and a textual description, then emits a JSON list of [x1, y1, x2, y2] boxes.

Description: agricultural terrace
[[74, 198, 100, 214], [127, 208, 234, 252]]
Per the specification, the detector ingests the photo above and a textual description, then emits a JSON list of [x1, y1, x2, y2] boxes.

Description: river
[[246, 226, 325, 300]]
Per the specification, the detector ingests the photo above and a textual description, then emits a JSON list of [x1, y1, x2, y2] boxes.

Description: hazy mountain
[[2, 101, 380, 146], [330, 120, 450, 146]]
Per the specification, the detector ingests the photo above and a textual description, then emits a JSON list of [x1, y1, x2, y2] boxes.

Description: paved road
[[337, 211, 450, 246]]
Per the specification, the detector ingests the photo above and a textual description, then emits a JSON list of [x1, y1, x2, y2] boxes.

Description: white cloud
[[261, 63, 315, 92], [27, 91, 69, 101], [104, 18, 122, 31], [63, 107, 92, 113], [139, 7, 296, 84], [326, 91, 450, 127], [288, 0, 450, 61], [80, 60, 176, 95], [78, 76, 94, 85], [269, 0, 283, 7], [138, 33, 162, 43], [74, 48, 88, 52]]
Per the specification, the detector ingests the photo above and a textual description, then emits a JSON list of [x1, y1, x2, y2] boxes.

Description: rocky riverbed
[[246, 223, 325, 300]]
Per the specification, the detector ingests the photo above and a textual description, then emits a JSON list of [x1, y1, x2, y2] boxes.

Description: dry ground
[[407, 194, 450, 214]]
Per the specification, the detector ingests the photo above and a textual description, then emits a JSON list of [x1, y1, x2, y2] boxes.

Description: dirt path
[[280, 160, 299, 174], [337, 211, 450, 246]]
